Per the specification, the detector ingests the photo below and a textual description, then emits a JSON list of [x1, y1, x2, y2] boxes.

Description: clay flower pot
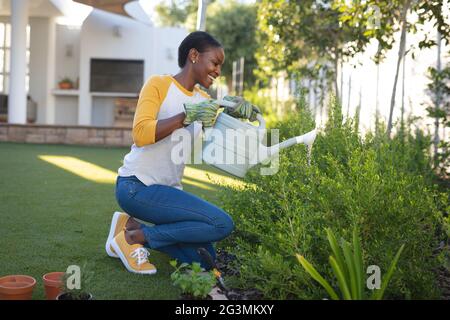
[[58, 82, 73, 90], [0, 275, 36, 300], [43, 272, 65, 300]]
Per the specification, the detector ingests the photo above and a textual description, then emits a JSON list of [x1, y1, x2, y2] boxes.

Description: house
[[0, 0, 188, 145]]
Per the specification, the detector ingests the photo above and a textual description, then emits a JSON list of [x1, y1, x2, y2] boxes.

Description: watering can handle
[[255, 113, 266, 130], [216, 99, 266, 131], [216, 99, 237, 108]]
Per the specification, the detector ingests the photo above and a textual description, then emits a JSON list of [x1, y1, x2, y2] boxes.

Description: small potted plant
[[170, 260, 217, 300], [58, 77, 74, 90], [57, 263, 94, 300]]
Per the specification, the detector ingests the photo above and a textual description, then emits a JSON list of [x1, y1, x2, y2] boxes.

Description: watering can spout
[[265, 128, 317, 159], [294, 128, 317, 146]]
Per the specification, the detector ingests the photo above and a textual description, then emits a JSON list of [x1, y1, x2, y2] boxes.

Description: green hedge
[[218, 98, 448, 299]]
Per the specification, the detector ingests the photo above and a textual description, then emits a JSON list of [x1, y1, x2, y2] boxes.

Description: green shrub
[[243, 86, 281, 128], [218, 97, 447, 299]]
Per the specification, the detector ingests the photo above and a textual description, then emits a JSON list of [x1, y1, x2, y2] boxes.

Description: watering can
[[201, 99, 317, 178]]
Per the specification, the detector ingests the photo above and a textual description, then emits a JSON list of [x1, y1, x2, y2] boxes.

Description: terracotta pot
[[0, 275, 36, 300], [58, 82, 73, 90], [43, 272, 65, 300]]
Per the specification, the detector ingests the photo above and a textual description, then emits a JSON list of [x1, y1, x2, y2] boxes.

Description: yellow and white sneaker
[[105, 211, 130, 258], [111, 230, 157, 275]]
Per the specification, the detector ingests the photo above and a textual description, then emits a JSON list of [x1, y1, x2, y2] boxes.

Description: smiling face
[[189, 46, 225, 89]]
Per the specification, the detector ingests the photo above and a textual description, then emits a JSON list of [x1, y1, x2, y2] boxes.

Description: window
[[0, 23, 30, 93], [90, 59, 144, 93]]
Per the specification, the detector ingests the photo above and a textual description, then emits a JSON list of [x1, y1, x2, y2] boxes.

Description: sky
[[138, 0, 256, 19]]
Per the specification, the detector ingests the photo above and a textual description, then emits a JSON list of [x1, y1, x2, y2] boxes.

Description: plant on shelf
[[170, 260, 216, 300], [57, 262, 94, 300], [297, 227, 405, 300], [58, 77, 74, 90]]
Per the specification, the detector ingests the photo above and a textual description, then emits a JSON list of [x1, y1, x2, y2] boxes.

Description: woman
[[106, 31, 252, 275]]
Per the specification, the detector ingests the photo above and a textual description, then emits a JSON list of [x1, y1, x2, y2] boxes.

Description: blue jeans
[[115, 175, 234, 270]]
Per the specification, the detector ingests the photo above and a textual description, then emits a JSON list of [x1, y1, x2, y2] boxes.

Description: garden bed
[[215, 101, 449, 300], [438, 267, 450, 300], [215, 248, 264, 300]]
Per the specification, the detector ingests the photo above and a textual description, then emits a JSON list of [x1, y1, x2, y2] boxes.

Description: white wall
[[55, 95, 77, 125], [77, 9, 188, 126], [48, 22, 81, 125], [55, 23, 80, 87], [149, 26, 188, 76], [91, 96, 114, 126]]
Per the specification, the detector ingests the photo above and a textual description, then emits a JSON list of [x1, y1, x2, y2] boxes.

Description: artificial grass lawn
[[0, 142, 240, 300]]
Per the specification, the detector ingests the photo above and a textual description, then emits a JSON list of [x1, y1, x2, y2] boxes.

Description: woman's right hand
[[183, 100, 221, 127], [222, 95, 261, 122]]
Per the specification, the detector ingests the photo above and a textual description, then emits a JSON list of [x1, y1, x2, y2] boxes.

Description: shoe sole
[[105, 211, 124, 258], [111, 237, 157, 275]]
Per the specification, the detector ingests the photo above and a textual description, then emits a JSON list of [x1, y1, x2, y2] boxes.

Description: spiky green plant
[[297, 227, 405, 300]]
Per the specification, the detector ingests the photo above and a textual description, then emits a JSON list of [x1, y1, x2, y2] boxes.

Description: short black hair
[[178, 31, 222, 68]]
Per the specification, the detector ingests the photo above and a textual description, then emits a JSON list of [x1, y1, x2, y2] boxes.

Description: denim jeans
[[115, 175, 234, 270]]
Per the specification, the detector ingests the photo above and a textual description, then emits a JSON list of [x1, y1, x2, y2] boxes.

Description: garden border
[[0, 124, 132, 147]]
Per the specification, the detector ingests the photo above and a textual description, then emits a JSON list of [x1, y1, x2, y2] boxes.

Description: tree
[[256, 0, 376, 106], [206, 1, 258, 89], [154, 0, 217, 30], [387, 0, 413, 136], [153, 0, 196, 28], [425, 61, 450, 176], [154, 0, 258, 90], [335, 0, 450, 136]]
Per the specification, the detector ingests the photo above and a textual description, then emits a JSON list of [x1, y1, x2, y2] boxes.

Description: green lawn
[[0, 142, 240, 300]]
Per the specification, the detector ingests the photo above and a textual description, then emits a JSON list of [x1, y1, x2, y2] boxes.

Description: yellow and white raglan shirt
[[118, 75, 210, 189]]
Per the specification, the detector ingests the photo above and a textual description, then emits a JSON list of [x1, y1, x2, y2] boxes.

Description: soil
[[438, 266, 450, 300], [56, 292, 93, 300], [180, 294, 213, 300], [435, 240, 450, 300], [215, 248, 264, 300]]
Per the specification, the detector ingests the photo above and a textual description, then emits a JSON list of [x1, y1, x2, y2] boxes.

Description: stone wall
[[0, 124, 133, 147]]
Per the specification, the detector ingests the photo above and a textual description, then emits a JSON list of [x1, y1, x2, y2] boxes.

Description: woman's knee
[[214, 210, 234, 238]]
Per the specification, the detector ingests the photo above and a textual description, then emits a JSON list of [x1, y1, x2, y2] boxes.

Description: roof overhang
[[73, 0, 132, 17]]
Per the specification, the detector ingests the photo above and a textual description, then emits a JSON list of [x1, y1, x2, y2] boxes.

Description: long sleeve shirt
[[118, 75, 210, 189]]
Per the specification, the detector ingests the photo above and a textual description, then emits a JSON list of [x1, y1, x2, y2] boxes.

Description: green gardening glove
[[183, 100, 221, 127], [223, 95, 261, 122]]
